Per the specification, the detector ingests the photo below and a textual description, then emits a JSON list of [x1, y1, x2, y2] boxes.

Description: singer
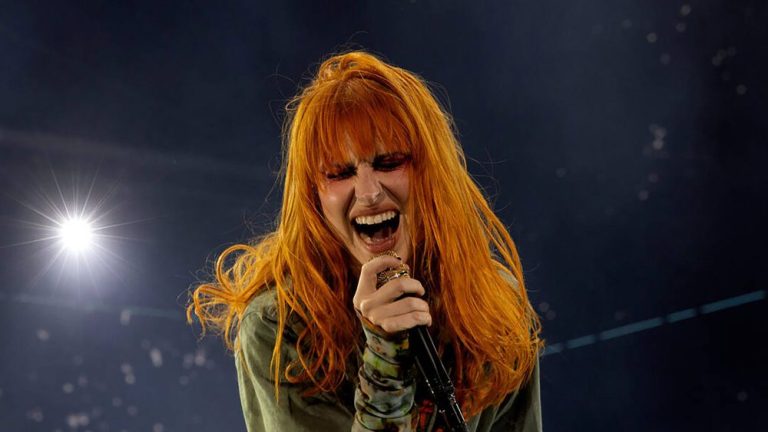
[[188, 51, 543, 431]]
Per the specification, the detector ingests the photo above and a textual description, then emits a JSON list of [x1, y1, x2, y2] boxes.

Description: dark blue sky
[[1, 1, 766, 430]]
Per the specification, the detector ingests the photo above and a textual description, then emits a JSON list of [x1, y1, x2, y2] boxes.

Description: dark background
[[1, 1, 766, 430]]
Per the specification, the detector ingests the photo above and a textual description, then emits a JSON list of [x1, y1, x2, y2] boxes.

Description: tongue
[[366, 225, 393, 243]]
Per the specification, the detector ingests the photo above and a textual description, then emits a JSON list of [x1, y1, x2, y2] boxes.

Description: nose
[[354, 164, 382, 205]]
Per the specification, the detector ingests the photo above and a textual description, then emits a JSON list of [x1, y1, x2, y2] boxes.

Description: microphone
[[375, 252, 469, 432]]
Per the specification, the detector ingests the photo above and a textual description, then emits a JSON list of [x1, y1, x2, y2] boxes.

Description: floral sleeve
[[353, 318, 418, 431]]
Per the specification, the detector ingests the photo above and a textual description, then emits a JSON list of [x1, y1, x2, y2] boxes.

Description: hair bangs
[[302, 77, 415, 185]]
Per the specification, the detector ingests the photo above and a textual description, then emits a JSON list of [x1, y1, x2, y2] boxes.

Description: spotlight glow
[[6, 165, 144, 291], [58, 218, 94, 252]]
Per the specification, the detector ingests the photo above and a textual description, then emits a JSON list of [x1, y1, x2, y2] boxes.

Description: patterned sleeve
[[353, 317, 418, 431]]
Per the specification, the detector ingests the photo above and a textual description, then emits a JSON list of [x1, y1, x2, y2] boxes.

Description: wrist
[[361, 322, 412, 364]]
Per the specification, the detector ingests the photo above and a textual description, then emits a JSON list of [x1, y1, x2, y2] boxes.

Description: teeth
[[354, 210, 397, 226]]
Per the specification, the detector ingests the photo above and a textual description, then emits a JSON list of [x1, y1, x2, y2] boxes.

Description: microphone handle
[[410, 325, 469, 432]]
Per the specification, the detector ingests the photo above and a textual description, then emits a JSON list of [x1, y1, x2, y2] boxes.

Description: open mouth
[[351, 210, 400, 248]]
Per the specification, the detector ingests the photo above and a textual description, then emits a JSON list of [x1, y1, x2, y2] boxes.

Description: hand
[[352, 254, 432, 335]]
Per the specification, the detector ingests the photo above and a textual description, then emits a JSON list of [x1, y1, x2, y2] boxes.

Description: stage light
[[58, 217, 94, 252], [7, 167, 141, 289]]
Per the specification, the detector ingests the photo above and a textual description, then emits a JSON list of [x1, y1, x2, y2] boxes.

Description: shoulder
[[237, 285, 304, 374], [240, 280, 303, 341], [239, 287, 281, 342], [243, 287, 280, 325], [237, 289, 296, 386], [498, 268, 520, 290], [238, 289, 282, 372], [494, 263, 522, 299]]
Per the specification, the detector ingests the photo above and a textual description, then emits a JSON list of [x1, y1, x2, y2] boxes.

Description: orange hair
[[187, 51, 543, 417]]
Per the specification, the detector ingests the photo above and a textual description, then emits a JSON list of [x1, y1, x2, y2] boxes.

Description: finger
[[376, 277, 424, 302], [367, 296, 429, 324], [377, 311, 433, 334], [357, 278, 424, 316], [355, 255, 404, 298]]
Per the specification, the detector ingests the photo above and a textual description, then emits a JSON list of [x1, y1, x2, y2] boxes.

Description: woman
[[188, 51, 543, 431]]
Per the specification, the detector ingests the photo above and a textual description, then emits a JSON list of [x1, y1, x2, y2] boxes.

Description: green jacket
[[236, 288, 542, 431]]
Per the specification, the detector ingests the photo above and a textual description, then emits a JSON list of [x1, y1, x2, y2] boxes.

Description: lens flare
[[3, 165, 145, 290], [58, 218, 94, 252]]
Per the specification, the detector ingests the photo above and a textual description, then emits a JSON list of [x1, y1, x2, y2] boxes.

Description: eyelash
[[324, 155, 410, 180], [325, 170, 354, 180]]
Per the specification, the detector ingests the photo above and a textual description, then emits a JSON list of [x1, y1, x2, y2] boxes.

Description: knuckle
[[358, 300, 370, 315], [419, 312, 430, 324], [367, 310, 380, 323], [411, 313, 423, 327], [407, 297, 422, 309], [404, 279, 424, 294], [395, 281, 410, 294], [360, 260, 375, 275]]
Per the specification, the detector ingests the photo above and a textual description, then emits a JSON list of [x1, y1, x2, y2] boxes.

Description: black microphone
[[375, 252, 469, 432]]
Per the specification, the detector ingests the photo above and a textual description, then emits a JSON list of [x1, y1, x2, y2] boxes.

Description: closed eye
[[322, 153, 410, 180], [325, 169, 355, 180], [373, 153, 411, 171]]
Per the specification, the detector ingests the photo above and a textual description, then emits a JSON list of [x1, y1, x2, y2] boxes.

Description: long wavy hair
[[187, 51, 542, 417]]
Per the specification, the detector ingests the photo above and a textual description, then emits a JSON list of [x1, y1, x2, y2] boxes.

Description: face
[[317, 149, 411, 273]]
